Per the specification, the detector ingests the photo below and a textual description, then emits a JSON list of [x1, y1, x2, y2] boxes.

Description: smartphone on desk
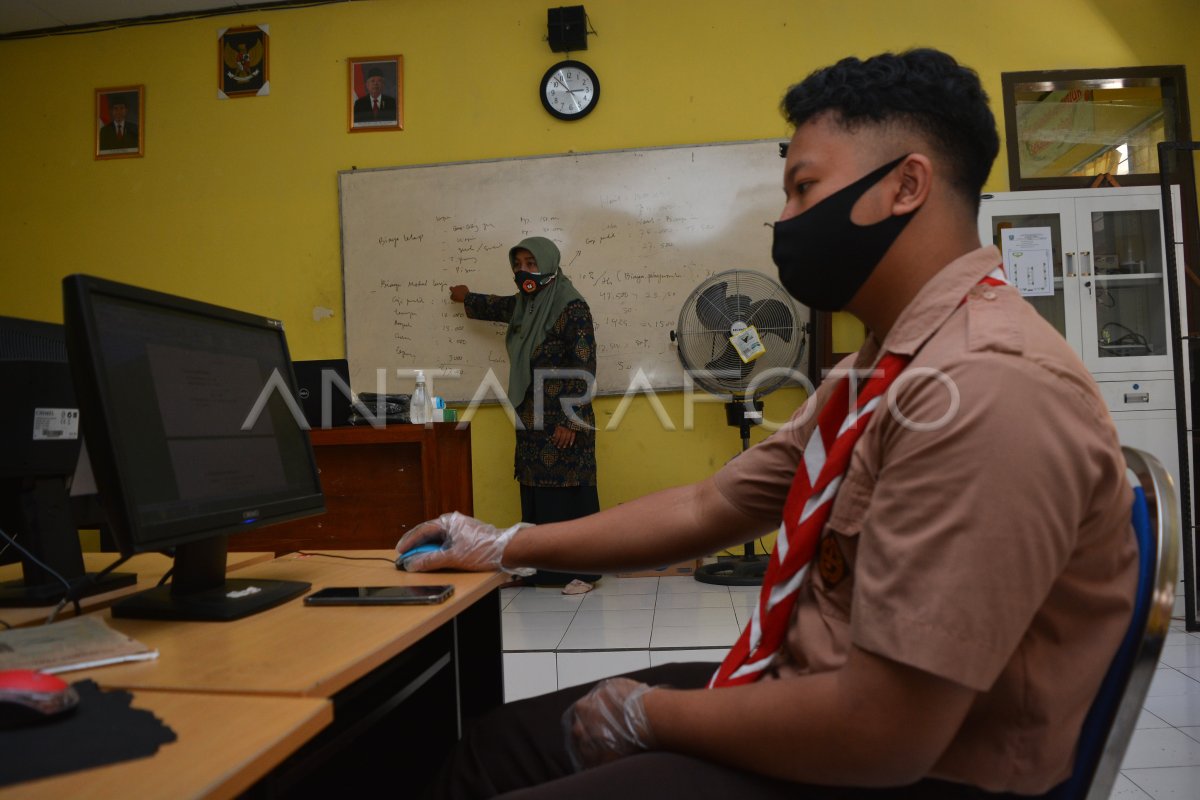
[[303, 585, 455, 606]]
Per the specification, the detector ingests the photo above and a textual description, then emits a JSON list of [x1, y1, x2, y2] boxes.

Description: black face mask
[[514, 270, 554, 295], [771, 155, 917, 311]]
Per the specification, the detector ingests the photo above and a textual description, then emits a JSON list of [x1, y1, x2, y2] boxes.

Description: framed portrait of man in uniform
[[95, 86, 144, 160], [348, 55, 403, 132]]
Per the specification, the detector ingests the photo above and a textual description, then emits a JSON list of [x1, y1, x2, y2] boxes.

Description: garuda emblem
[[224, 40, 263, 83]]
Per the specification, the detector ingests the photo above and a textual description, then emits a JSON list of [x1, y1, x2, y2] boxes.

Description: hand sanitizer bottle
[[410, 371, 430, 424]]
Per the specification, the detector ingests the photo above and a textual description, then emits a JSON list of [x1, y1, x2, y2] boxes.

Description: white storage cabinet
[[978, 186, 1189, 532]]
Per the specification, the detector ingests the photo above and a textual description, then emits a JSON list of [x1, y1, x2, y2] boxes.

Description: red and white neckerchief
[[710, 267, 1007, 688]]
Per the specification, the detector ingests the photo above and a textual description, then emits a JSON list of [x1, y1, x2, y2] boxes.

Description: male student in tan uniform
[[398, 48, 1136, 799]]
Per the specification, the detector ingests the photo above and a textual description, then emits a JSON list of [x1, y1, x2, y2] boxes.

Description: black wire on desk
[[295, 550, 397, 564], [45, 598, 72, 624], [49, 552, 137, 625], [0, 526, 81, 621], [0, 530, 13, 560], [151, 547, 177, 587]]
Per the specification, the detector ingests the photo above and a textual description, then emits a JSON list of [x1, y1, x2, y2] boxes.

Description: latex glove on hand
[[563, 677, 657, 771], [396, 511, 534, 576]]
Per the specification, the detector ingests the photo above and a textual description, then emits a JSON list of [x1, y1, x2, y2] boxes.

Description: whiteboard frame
[[336, 137, 809, 400]]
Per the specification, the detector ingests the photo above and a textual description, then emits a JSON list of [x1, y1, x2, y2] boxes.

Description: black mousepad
[[0, 679, 177, 787]]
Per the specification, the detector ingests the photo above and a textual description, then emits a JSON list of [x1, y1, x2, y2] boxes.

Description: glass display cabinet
[[979, 186, 1188, 570]]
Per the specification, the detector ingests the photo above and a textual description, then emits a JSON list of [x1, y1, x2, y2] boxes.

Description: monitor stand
[[0, 571, 137, 606], [111, 535, 309, 621], [0, 477, 136, 607]]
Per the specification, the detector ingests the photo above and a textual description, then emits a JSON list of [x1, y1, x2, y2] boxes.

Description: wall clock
[[539, 60, 599, 121]]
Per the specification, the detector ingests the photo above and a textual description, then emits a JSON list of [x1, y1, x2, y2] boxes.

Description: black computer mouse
[[0, 669, 80, 729]]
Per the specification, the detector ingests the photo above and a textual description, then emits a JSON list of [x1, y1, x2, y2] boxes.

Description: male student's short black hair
[[781, 48, 999, 210]]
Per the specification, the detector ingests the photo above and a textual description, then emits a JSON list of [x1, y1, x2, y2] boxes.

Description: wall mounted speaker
[[548, 6, 587, 52]]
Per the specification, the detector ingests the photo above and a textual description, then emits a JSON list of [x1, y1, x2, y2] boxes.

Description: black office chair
[[1048, 446, 1180, 799]]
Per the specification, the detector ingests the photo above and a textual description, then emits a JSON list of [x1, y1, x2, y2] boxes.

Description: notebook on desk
[[292, 359, 354, 429]]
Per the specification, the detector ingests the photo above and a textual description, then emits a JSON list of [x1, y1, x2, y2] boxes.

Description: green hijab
[[505, 236, 585, 406]]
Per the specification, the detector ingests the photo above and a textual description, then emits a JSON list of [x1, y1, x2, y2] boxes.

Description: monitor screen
[[63, 275, 324, 620]]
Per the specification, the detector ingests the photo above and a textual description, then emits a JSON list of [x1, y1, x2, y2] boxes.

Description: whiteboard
[[339, 139, 804, 402]]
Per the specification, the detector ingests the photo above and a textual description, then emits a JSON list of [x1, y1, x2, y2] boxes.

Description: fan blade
[[696, 282, 731, 330], [748, 299, 794, 343], [703, 343, 742, 375], [736, 356, 756, 382], [727, 293, 753, 319], [697, 281, 758, 333], [703, 343, 756, 384]]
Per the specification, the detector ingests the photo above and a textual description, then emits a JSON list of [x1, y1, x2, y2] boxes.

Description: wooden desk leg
[[453, 588, 503, 730]]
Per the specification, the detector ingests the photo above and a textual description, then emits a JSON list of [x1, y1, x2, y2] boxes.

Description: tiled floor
[[500, 576, 1200, 799]]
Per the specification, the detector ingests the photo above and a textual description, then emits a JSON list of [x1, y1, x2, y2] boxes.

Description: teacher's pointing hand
[[449, 285, 469, 303]]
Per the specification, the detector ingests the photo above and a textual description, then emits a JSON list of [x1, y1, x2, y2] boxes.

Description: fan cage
[[674, 269, 805, 398]]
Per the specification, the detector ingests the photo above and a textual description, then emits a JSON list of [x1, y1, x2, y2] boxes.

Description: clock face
[[540, 60, 599, 121]]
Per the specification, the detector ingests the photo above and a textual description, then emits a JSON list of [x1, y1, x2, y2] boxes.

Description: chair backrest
[[1051, 446, 1180, 800]]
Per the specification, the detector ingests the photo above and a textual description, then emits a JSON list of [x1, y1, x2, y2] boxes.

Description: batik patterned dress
[[464, 293, 597, 487]]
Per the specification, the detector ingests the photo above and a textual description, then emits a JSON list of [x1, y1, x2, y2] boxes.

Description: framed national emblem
[[218, 24, 269, 98]]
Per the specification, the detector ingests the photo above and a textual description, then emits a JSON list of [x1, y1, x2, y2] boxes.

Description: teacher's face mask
[[514, 271, 555, 295], [771, 155, 917, 311]]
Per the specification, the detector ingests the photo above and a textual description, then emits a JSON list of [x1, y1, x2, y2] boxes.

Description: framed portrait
[[95, 85, 144, 160], [218, 24, 270, 99], [349, 56, 404, 132]]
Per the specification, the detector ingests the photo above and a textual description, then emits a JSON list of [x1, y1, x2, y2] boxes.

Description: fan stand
[[694, 399, 770, 587]]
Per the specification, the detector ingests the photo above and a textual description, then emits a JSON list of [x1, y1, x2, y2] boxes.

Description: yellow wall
[[2, 0, 1198, 529]]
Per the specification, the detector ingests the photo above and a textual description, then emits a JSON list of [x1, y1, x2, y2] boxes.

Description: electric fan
[[670, 269, 807, 585]]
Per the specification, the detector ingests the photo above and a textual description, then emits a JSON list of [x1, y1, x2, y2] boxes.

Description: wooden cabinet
[[228, 423, 473, 555]]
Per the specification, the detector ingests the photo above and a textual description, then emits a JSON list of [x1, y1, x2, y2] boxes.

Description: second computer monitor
[[62, 275, 325, 620]]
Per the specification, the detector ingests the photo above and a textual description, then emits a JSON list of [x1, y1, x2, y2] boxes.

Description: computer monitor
[[0, 315, 136, 605], [62, 275, 326, 621]]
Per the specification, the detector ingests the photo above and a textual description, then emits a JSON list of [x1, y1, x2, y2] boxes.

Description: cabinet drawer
[[1097, 379, 1176, 412]]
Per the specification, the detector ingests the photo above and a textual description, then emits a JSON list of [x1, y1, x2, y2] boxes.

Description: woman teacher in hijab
[[449, 236, 601, 590]]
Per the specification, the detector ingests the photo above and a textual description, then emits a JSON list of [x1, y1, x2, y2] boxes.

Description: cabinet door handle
[[1065, 251, 1076, 278], [1080, 251, 1091, 277]]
